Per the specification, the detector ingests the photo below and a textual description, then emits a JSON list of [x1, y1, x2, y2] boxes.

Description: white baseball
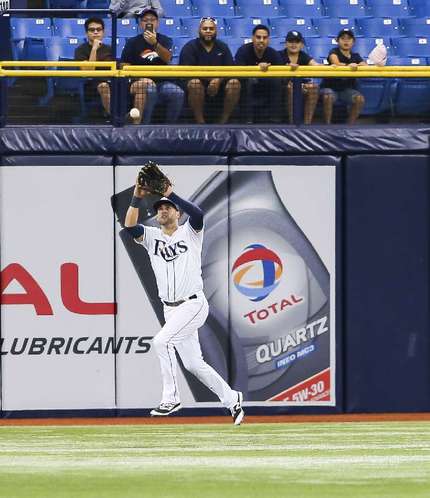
[[130, 108, 140, 119]]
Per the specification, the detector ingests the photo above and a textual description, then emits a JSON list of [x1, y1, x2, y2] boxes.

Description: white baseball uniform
[[135, 220, 237, 408]]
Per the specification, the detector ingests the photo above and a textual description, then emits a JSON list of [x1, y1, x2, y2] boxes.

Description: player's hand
[[92, 38, 102, 50], [259, 62, 271, 72], [163, 185, 173, 197], [349, 63, 358, 70], [134, 179, 148, 198], [289, 63, 299, 70], [207, 78, 221, 97], [144, 30, 157, 46]]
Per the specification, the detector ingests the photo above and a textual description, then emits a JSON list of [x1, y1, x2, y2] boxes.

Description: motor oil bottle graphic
[[112, 169, 331, 403]]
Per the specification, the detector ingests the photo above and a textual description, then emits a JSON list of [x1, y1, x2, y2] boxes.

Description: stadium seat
[[46, 0, 86, 8], [278, 0, 324, 18], [393, 79, 430, 115], [313, 18, 355, 38], [269, 17, 317, 39], [162, 0, 193, 17], [229, 38, 249, 58], [359, 78, 392, 115], [10, 18, 52, 40], [22, 38, 48, 60], [180, 17, 226, 38], [323, 0, 368, 18], [53, 18, 88, 38], [225, 17, 269, 38], [116, 19, 138, 38], [192, 0, 236, 17], [399, 18, 430, 38], [158, 17, 182, 38], [355, 17, 400, 38], [45, 37, 84, 60], [366, 0, 411, 18], [104, 37, 128, 58], [408, 0, 430, 17], [387, 55, 427, 65], [86, 0, 110, 8], [306, 37, 338, 60], [392, 37, 430, 57], [172, 36, 192, 57], [354, 37, 390, 58], [235, 0, 280, 18]]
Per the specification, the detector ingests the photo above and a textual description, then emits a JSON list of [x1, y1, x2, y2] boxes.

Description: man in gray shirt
[[109, 0, 164, 18]]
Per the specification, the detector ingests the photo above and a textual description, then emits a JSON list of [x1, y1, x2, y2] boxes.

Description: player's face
[[86, 23, 104, 43], [286, 40, 303, 54], [253, 29, 269, 51], [156, 204, 180, 226], [338, 34, 354, 51], [199, 21, 217, 43]]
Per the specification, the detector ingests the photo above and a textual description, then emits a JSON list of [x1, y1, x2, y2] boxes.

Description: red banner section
[[269, 368, 331, 402]]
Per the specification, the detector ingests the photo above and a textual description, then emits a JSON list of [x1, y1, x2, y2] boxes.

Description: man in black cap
[[120, 8, 184, 124], [234, 24, 282, 123], [179, 17, 241, 124], [320, 28, 367, 124], [278, 30, 319, 124]]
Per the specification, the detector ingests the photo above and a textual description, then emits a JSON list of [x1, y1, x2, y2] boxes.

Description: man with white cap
[[123, 167, 245, 424]]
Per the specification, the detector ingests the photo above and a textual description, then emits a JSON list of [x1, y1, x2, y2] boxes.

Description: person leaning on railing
[[109, 0, 164, 19], [234, 24, 282, 124], [278, 30, 320, 125], [320, 28, 366, 125], [120, 8, 184, 124], [179, 17, 241, 125], [74, 17, 113, 118]]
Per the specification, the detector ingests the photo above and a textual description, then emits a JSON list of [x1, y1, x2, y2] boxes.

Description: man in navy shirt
[[179, 17, 240, 124], [235, 25, 282, 123], [120, 8, 183, 124], [278, 30, 319, 124], [320, 28, 366, 124]]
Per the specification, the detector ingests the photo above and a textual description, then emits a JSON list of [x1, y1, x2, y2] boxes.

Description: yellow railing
[[2, 61, 430, 78]]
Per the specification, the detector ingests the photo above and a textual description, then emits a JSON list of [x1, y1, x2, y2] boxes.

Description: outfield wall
[[0, 125, 429, 416]]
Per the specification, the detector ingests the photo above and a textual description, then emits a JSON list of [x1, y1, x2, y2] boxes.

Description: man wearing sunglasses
[[109, 0, 164, 19], [179, 17, 240, 124], [75, 17, 113, 117], [120, 8, 184, 124]]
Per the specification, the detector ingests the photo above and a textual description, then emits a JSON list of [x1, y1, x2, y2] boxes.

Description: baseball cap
[[286, 30, 304, 43], [153, 197, 179, 211], [337, 28, 355, 39], [137, 8, 159, 19]]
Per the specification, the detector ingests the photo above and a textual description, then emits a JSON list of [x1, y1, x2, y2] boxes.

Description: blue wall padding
[[345, 154, 430, 412]]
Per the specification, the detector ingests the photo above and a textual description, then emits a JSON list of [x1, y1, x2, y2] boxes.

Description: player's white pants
[[153, 293, 237, 409]]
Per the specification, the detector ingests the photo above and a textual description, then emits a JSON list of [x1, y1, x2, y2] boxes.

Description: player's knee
[[181, 357, 203, 375]]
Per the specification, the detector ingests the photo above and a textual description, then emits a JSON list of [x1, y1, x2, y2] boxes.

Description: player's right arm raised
[[124, 180, 146, 241]]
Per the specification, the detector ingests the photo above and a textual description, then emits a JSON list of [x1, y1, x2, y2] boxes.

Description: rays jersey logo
[[154, 239, 188, 262], [140, 49, 160, 63]]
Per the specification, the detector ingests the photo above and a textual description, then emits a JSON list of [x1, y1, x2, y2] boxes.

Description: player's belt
[[163, 294, 197, 307]]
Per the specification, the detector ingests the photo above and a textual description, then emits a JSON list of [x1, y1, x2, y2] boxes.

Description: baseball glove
[[137, 161, 171, 195]]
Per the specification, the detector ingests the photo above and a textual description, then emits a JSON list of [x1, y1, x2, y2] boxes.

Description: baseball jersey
[[135, 220, 204, 302]]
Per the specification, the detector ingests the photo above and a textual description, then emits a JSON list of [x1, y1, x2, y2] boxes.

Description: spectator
[[278, 30, 319, 125], [74, 17, 112, 117], [235, 24, 282, 124], [320, 28, 366, 124], [179, 17, 240, 124], [109, 0, 164, 19], [121, 8, 184, 124]]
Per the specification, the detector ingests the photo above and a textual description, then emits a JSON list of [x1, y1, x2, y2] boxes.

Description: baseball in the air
[[130, 108, 140, 119]]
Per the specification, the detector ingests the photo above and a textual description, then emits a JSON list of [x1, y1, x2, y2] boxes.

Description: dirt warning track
[[0, 413, 429, 426]]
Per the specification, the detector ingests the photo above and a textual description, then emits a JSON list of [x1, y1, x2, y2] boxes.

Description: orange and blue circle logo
[[232, 244, 283, 302]]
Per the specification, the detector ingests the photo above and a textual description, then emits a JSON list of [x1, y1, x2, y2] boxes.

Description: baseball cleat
[[230, 391, 245, 426], [150, 402, 182, 416]]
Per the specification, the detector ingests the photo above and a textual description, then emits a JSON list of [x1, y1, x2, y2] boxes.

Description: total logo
[[232, 244, 304, 325], [232, 244, 283, 302]]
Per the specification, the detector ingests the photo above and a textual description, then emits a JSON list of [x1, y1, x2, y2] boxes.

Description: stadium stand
[[392, 36, 430, 57], [180, 16, 226, 37], [409, 0, 430, 17], [323, 0, 368, 18], [278, 0, 324, 18], [355, 17, 400, 38], [10, 17, 52, 40], [312, 17, 356, 38], [163, 0, 193, 17], [224, 17, 269, 38], [366, 0, 411, 18], [235, 0, 280, 18], [191, 0, 236, 17], [399, 17, 430, 38], [269, 17, 317, 39], [158, 16, 183, 37]]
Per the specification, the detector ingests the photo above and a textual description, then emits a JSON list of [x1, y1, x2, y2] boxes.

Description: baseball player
[[124, 165, 245, 425]]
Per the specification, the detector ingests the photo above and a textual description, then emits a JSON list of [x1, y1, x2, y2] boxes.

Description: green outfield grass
[[0, 421, 429, 498]]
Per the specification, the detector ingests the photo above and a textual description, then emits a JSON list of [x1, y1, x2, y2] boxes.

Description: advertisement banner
[[0, 165, 116, 410], [113, 163, 336, 407]]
